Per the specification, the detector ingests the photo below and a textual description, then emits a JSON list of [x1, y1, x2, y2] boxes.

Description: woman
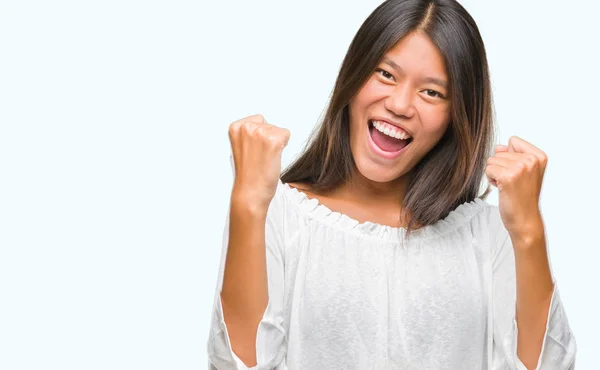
[[208, 0, 576, 369]]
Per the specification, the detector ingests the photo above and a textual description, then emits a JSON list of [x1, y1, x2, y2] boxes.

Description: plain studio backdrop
[[0, 0, 598, 369]]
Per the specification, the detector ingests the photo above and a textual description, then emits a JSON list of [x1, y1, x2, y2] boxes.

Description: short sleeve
[[206, 154, 288, 370], [487, 205, 577, 369]]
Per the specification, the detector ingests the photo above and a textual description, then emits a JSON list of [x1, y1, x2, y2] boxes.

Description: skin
[[291, 30, 452, 228]]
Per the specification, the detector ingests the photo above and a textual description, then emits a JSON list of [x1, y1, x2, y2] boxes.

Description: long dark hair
[[280, 0, 496, 239]]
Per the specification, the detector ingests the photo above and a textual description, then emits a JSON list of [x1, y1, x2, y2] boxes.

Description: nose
[[383, 83, 415, 119]]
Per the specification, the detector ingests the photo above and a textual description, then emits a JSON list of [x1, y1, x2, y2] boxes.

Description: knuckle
[[266, 134, 280, 146], [278, 129, 291, 143], [524, 154, 537, 168], [228, 121, 241, 136], [254, 124, 266, 136], [241, 120, 255, 133]]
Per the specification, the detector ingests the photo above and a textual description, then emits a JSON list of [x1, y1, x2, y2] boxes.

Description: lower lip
[[367, 122, 411, 160]]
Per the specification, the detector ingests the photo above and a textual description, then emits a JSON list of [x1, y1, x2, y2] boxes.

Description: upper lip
[[369, 117, 413, 138]]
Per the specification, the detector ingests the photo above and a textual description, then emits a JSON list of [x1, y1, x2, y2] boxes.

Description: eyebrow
[[382, 58, 448, 89]]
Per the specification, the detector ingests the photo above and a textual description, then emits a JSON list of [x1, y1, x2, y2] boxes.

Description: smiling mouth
[[368, 120, 413, 152]]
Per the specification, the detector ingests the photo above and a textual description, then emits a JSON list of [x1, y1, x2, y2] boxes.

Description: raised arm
[[207, 115, 290, 369], [486, 137, 577, 369]]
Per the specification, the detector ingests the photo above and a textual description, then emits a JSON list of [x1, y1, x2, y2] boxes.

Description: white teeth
[[371, 120, 411, 140]]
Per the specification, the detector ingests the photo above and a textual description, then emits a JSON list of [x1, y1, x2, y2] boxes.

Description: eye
[[423, 89, 445, 99], [375, 68, 395, 80]]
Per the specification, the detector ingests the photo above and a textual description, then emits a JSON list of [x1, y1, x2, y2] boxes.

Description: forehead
[[382, 32, 447, 78]]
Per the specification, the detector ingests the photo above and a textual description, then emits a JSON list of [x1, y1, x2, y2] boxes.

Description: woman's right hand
[[228, 114, 291, 210]]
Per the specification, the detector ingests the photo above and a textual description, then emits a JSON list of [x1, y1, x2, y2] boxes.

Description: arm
[[510, 216, 554, 369], [220, 195, 270, 366], [207, 156, 287, 369], [490, 211, 576, 369], [486, 137, 577, 369]]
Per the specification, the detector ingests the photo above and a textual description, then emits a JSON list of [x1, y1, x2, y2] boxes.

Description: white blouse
[[207, 164, 576, 369]]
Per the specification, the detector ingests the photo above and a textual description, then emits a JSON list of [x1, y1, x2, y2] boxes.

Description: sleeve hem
[[208, 294, 284, 369]]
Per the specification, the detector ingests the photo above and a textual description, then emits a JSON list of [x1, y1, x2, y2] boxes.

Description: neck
[[338, 169, 411, 208], [326, 169, 423, 230]]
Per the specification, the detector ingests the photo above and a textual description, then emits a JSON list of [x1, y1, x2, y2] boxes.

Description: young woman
[[208, 0, 576, 369]]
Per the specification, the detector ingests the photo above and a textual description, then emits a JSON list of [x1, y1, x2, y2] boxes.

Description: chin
[[353, 156, 405, 184]]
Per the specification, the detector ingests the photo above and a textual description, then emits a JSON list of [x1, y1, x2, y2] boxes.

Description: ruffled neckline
[[278, 180, 487, 242]]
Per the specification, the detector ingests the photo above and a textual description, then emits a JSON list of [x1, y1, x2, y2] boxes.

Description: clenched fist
[[228, 114, 291, 210]]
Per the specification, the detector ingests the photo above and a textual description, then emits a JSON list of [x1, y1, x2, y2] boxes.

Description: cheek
[[415, 106, 451, 149], [418, 104, 450, 133], [421, 123, 450, 147], [356, 77, 390, 102]]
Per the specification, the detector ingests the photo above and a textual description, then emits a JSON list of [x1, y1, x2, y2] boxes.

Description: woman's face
[[348, 31, 452, 185]]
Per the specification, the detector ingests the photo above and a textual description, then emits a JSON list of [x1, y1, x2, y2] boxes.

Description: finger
[[485, 164, 506, 190], [495, 144, 509, 153], [248, 114, 266, 123], [487, 155, 515, 169], [508, 136, 545, 160], [492, 152, 524, 160], [262, 126, 290, 151], [491, 151, 546, 176], [486, 173, 498, 187], [281, 128, 291, 148]]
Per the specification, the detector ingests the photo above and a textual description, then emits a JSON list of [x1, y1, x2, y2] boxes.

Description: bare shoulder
[[285, 182, 341, 209], [285, 182, 313, 194], [285, 182, 330, 202]]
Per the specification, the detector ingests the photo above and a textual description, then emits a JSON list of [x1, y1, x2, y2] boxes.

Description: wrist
[[509, 214, 545, 249], [230, 190, 271, 216]]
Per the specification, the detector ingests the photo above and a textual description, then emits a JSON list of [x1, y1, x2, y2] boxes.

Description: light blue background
[[1, 0, 598, 368]]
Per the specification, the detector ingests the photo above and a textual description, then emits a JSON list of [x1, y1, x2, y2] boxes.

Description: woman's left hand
[[485, 136, 548, 243]]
